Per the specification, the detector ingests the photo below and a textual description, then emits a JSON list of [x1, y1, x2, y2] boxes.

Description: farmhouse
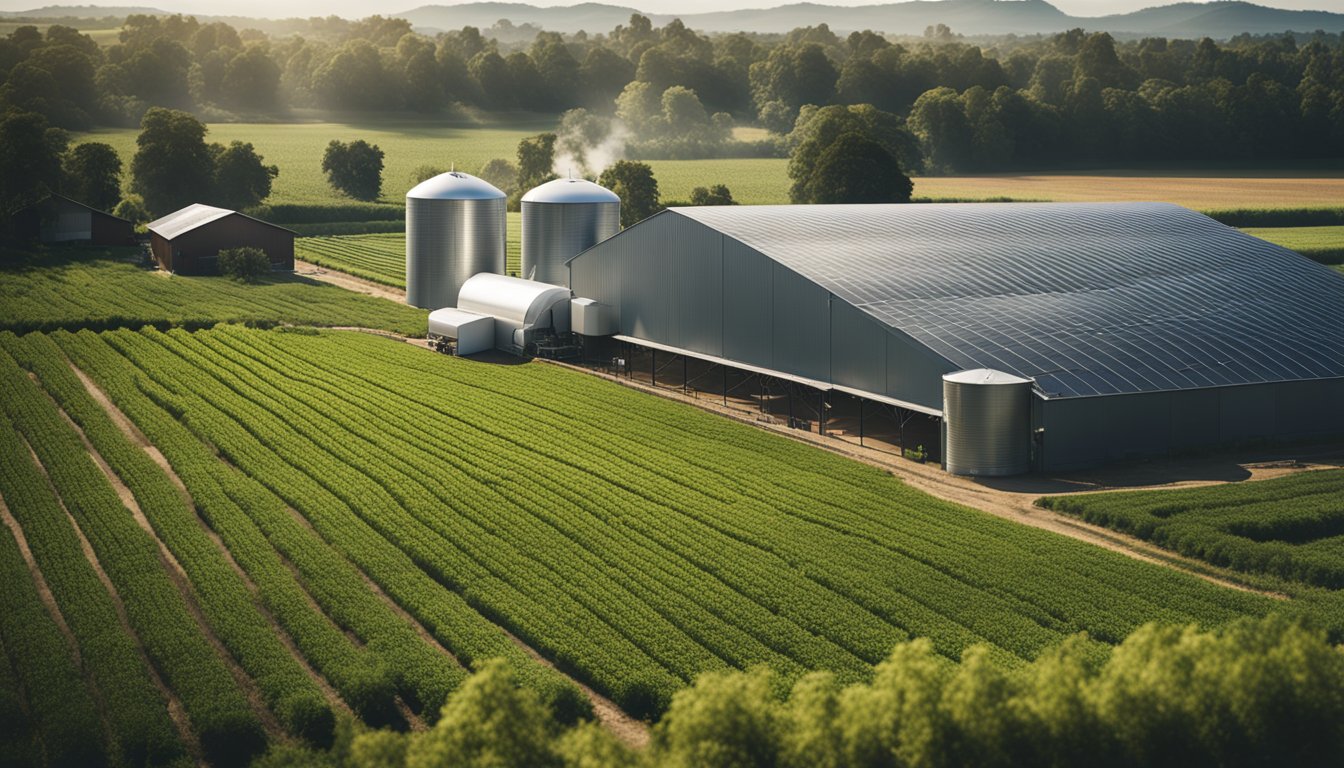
[[147, 204, 295, 275], [564, 202, 1344, 473], [10, 194, 135, 246]]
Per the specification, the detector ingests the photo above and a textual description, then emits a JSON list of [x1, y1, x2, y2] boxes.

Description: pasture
[[1242, 226, 1344, 265]]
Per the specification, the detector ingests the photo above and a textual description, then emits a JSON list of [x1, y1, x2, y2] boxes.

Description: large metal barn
[[565, 202, 1344, 472]]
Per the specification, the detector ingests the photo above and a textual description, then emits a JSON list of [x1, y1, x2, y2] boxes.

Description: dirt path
[[19, 435, 205, 765], [293, 260, 406, 303], [547, 360, 1339, 600]]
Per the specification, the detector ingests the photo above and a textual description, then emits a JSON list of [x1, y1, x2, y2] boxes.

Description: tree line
[[251, 615, 1344, 768], [2, 15, 1342, 171]]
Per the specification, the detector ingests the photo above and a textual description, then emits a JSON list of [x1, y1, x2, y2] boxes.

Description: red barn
[[147, 204, 295, 275]]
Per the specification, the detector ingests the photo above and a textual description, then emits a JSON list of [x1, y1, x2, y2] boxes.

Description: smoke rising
[[553, 109, 628, 179]]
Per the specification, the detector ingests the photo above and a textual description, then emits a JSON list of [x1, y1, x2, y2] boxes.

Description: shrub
[[113, 194, 151, 224], [218, 247, 271, 282]]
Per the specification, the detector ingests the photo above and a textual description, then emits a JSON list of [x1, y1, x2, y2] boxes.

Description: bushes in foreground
[[271, 614, 1344, 768]]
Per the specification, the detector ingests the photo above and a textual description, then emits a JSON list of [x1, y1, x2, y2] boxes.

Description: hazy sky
[[1, 0, 1341, 20]]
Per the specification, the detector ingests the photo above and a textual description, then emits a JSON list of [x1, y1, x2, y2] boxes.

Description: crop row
[[89, 326, 1272, 717], [0, 253, 427, 336], [50, 330, 460, 726], [1040, 470, 1344, 588], [63, 327, 587, 722], [0, 515, 104, 768], [0, 634, 38, 768], [0, 346, 267, 768], [296, 235, 407, 288], [0, 379, 185, 767], [1, 332, 340, 745]]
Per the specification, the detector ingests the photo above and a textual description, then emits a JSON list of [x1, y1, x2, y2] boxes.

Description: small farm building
[[10, 194, 135, 246], [147, 204, 295, 275], [566, 202, 1344, 472]]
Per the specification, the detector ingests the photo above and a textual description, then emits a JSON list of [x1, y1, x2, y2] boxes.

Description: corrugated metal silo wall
[[944, 379, 1032, 476], [406, 197, 506, 310], [1035, 377, 1344, 471], [569, 212, 955, 412], [523, 201, 619, 285]]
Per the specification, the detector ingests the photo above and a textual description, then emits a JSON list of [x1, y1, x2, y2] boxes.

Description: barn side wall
[[569, 211, 955, 411], [1035, 377, 1344, 471], [165, 215, 294, 275]]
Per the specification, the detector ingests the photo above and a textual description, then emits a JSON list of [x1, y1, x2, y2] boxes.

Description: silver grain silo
[[942, 369, 1033, 477], [405, 171, 506, 309], [521, 178, 620, 286]]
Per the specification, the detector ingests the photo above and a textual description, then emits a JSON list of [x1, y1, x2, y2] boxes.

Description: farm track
[[16, 434, 205, 765], [293, 259, 406, 303], [549, 359, 1312, 602]]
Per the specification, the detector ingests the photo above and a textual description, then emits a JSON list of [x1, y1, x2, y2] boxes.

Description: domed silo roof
[[521, 178, 620, 286], [405, 171, 506, 310]]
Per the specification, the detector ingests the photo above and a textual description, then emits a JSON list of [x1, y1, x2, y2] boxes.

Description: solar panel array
[[672, 202, 1344, 400]]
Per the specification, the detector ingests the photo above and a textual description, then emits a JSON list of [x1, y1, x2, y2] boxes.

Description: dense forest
[[1, 13, 1343, 173]]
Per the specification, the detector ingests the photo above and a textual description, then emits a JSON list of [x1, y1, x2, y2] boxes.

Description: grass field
[[75, 118, 553, 205], [1039, 471, 1344, 589], [0, 247, 428, 335], [296, 214, 521, 283], [1242, 226, 1344, 265]]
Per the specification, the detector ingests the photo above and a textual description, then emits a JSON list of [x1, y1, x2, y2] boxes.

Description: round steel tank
[[521, 178, 620, 286], [942, 369, 1033, 477], [405, 171, 506, 310]]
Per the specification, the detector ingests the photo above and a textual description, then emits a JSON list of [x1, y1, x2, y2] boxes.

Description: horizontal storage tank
[[943, 369, 1033, 477], [521, 178, 620, 286], [406, 171, 506, 310], [427, 307, 494, 356], [458, 272, 572, 352]]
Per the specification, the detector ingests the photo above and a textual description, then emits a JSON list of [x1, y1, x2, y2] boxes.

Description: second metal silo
[[942, 369, 1033, 476], [405, 171, 506, 310], [521, 178, 620, 286]]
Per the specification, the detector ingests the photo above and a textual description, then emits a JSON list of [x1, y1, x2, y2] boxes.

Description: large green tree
[[598, 160, 659, 226], [792, 131, 912, 204], [62, 141, 122, 211], [321, 139, 384, 201], [210, 141, 278, 210], [130, 107, 215, 215], [788, 104, 920, 199], [0, 110, 67, 218]]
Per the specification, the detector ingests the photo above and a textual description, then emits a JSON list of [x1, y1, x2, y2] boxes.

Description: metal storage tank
[[521, 178, 620, 285], [405, 171, 506, 309], [942, 369, 1033, 477]]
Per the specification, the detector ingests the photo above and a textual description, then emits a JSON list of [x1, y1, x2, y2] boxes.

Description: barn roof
[[666, 202, 1344, 400], [147, 204, 294, 240]]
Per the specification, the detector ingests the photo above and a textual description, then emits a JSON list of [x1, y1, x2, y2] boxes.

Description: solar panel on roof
[[670, 202, 1344, 400]]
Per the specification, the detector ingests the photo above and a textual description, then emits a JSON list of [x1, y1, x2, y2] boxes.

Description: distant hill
[[397, 0, 1344, 37], [0, 5, 165, 17]]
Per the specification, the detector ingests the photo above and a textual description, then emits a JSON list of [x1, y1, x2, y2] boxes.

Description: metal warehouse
[[566, 202, 1344, 472]]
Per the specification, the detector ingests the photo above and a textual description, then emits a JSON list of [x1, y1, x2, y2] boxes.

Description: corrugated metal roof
[[458, 273, 571, 326], [669, 202, 1344, 400], [146, 204, 235, 239]]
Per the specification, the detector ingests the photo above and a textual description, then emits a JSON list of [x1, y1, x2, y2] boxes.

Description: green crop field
[[1040, 471, 1344, 589], [1242, 226, 1344, 265], [74, 118, 553, 206], [294, 213, 521, 285], [0, 247, 427, 335]]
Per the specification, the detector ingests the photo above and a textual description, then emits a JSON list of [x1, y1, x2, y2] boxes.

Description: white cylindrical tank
[[405, 171, 506, 310], [521, 178, 620, 286], [942, 369, 1033, 477]]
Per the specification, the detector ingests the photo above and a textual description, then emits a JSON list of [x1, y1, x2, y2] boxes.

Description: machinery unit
[[942, 369, 1033, 477], [521, 177, 620, 285], [457, 272, 574, 355], [405, 171, 506, 310], [427, 307, 494, 356]]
